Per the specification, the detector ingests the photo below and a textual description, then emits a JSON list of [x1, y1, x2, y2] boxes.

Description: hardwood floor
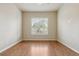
[[0, 41, 79, 56]]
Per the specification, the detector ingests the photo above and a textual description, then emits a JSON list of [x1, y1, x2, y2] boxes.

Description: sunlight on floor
[[30, 45, 49, 56]]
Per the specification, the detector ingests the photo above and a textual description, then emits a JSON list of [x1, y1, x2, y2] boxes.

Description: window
[[31, 17, 48, 35]]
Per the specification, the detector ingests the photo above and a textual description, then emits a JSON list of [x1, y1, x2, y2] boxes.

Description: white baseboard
[[23, 39, 57, 41], [0, 39, 22, 53], [57, 40, 79, 54]]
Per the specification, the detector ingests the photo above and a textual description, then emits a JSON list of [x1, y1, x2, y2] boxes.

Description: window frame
[[31, 17, 48, 35]]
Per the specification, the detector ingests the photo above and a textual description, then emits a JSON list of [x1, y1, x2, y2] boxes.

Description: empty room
[[0, 3, 79, 56]]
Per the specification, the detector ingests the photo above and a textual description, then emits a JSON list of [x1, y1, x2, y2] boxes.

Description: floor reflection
[[30, 45, 49, 56]]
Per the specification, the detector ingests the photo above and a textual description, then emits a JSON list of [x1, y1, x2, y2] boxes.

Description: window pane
[[31, 17, 48, 35]]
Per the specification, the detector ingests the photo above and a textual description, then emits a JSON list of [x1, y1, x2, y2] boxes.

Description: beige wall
[[58, 4, 79, 53], [0, 4, 22, 51], [22, 12, 57, 40]]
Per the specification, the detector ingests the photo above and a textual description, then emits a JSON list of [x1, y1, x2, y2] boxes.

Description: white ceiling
[[15, 3, 63, 12]]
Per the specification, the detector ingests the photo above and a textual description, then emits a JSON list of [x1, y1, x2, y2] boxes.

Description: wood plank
[[0, 41, 79, 56]]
